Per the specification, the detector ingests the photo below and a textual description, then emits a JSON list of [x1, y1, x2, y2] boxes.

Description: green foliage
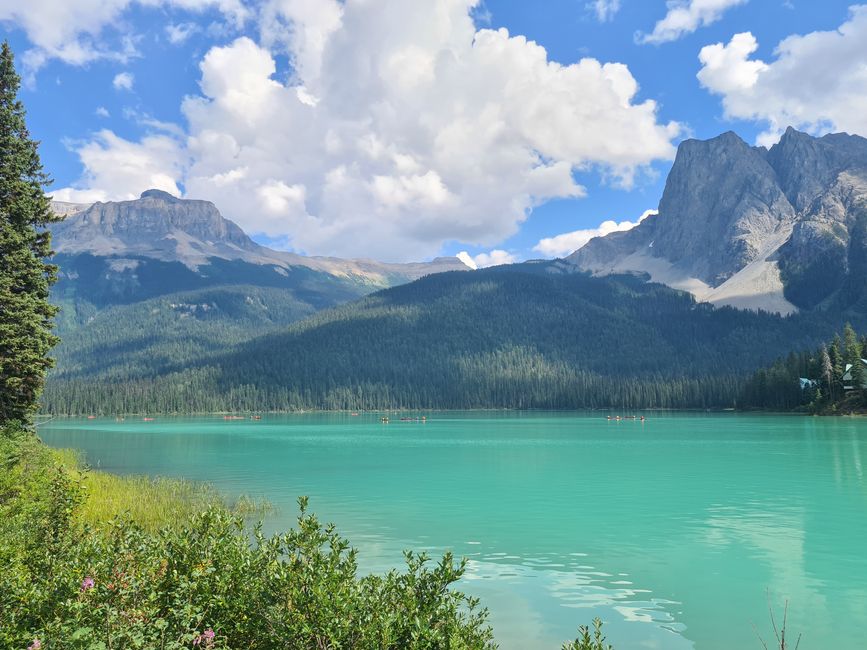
[[0, 41, 62, 424], [0, 431, 495, 650], [562, 618, 612, 650], [43, 263, 854, 414], [741, 323, 867, 412], [843, 323, 864, 388], [58, 450, 265, 533]]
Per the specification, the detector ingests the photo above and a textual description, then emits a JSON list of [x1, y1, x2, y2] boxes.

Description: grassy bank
[[48, 447, 268, 533]]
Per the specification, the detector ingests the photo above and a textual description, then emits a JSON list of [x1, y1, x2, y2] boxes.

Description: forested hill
[[42, 261, 856, 414]]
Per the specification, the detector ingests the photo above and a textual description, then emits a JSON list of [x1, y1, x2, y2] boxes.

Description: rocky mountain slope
[[51, 189, 466, 285], [569, 128, 867, 315]]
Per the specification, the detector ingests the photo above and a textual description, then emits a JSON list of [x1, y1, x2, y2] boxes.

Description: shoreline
[[36, 407, 812, 418]]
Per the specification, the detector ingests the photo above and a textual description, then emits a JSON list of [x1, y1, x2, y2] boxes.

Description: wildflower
[[81, 576, 95, 592], [192, 629, 216, 648], [28, 639, 42, 650]]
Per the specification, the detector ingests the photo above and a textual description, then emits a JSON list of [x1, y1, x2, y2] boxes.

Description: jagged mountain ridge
[[569, 127, 867, 315], [51, 189, 468, 284]]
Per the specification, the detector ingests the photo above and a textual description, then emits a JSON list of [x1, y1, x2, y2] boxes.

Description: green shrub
[[562, 619, 612, 650], [0, 430, 495, 650]]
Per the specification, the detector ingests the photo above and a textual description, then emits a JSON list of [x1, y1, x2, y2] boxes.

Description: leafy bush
[[0, 429, 494, 649]]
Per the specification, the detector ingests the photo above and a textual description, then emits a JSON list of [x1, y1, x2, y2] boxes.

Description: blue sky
[[1, 0, 864, 263]]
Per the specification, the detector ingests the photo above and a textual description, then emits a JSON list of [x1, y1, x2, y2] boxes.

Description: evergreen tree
[[0, 41, 62, 425], [821, 346, 833, 396], [844, 323, 865, 391], [829, 335, 844, 400]]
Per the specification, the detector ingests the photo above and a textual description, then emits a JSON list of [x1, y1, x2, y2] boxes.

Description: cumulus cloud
[[259, 0, 343, 81], [638, 0, 748, 44], [588, 0, 621, 22], [95, 106, 110, 118], [53, 130, 186, 203], [456, 250, 517, 269], [56, 0, 680, 261], [698, 7, 867, 145], [0, 0, 249, 72], [533, 209, 656, 258], [112, 71, 134, 91]]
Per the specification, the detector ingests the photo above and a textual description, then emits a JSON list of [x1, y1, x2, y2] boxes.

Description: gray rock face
[[53, 191, 256, 262], [51, 190, 468, 286], [49, 200, 91, 217], [651, 131, 794, 285], [569, 128, 867, 313]]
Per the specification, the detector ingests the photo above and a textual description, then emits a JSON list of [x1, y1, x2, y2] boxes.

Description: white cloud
[[638, 0, 748, 44], [95, 106, 110, 118], [588, 0, 621, 22], [698, 7, 867, 145], [166, 22, 199, 44], [0, 0, 249, 72], [112, 71, 134, 91], [456, 250, 517, 269], [53, 130, 186, 203], [696, 32, 766, 95], [57, 1, 680, 261], [533, 209, 656, 258], [456, 251, 477, 269], [259, 0, 344, 81]]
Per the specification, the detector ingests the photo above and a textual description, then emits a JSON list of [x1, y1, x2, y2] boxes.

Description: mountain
[[51, 189, 467, 286], [42, 129, 867, 414], [42, 261, 848, 414], [49, 190, 466, 328], [569, 128, 867, 315], [46, 190, 468, 386]]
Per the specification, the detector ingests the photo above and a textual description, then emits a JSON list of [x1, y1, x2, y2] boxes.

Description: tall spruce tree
[[844, 323, 865, 395], [0, 41, 62, 425], [821, 346, 833, 396]]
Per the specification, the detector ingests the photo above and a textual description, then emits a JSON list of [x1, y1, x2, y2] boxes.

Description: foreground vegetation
[[1, 425, 498, 649]]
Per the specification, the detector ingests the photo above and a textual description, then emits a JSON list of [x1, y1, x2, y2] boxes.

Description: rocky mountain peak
[[52, 191, 260, 265], [573, 129, 793, 288], [767, 128, 867, 212], [569, 127, 867, 315], [50, 190, 469, 285]]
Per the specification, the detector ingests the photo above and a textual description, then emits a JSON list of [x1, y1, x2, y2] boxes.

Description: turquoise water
[[39, 412, 867, 650]]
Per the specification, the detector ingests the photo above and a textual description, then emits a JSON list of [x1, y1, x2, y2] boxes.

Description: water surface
[[40, 412, 867, 649]]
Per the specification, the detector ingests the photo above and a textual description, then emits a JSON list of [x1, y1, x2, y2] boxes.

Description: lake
[[39, 412, 867, 650]]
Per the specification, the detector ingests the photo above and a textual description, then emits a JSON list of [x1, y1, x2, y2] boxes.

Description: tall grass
[[47, 447, 270, 532]]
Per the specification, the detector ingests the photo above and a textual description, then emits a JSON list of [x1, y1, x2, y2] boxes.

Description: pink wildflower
[[192, 629, 216, 648], [81, 577, 95, 592], [28, 639, 42, 650]]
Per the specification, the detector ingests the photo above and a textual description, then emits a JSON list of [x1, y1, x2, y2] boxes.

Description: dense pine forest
[[42, 261, 860, 414], [740, 323, 867, 413]]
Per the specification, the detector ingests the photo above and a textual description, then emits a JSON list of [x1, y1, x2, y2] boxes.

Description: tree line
[[41, 261, 853, 414], [739, 323, 867, 412]]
